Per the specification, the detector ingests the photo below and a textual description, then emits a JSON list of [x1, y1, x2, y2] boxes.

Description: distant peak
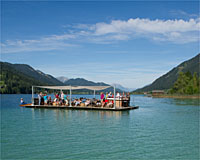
[[56, 76, 69, 83]]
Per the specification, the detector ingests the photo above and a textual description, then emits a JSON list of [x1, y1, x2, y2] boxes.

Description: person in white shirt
[[85, 99, 90, 106], [108, 92, 112, 98], [116, 92, 120, 97]]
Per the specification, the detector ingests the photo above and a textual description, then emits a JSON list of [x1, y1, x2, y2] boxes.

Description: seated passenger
[[47, 96, 52, 105], [54, 98, 59, 105], [108, 101, 114, 108], [75, 99, 80, 106], [81, 98, 86, 103], [20, 98, 26, 105], [116, 92, 120, 98], [96, 100, 101, 106], [108, 92, 112, 98], [85, 99, 91, 106]]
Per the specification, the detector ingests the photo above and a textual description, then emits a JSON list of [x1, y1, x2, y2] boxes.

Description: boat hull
[[22, 105, 139, 111]]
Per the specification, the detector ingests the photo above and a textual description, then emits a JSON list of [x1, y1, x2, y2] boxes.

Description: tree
[[170, 71, 200, 94]]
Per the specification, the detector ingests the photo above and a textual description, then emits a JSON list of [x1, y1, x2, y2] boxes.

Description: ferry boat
[[20, 85, 139, 111]]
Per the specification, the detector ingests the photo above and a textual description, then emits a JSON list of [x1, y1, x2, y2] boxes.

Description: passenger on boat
[[108, 92, 112, 98], [47, 96, 52, 105], [61, 92, 65, 104], [107, 100, 114, 108], [96, 99, 101, 106], [55, 93, 59, 99], [126, 92, 130, 100], [20, 98, 26, 105], [90, 98, 96, 106], [100, 92, 104, 103], [75, 99, 81, 106], [102, 99, 106, 107], [54, 97, 59, 105], [43, 94, 48, 104], [38, 92, 43, 105], [116, 92, 120, 98], [85, 99, 91, 106], [106, 92, 108, 99], [63, 94, 68, 106], [81, 98, 86, 103]]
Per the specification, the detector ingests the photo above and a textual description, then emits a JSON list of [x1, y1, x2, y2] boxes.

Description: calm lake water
[[1, 94, 199, 159]]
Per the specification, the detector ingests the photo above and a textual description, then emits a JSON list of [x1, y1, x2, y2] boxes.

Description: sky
[[1, 1, 199, 88]]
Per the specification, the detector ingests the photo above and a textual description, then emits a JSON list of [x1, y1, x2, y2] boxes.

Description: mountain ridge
[[1, 62, 63, 85], [0, 62, 123, 93], [56, 76, 69, 83], [134, 53, 200, 92]]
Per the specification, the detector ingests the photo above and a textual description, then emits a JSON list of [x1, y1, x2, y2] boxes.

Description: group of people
[[71, 98, 101, 107], [38, 92, 69, 106], [34, 91, 130, 108], [100, 91, 130, 107]]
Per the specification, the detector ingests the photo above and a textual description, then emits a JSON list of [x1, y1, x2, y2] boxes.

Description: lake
[[1, 94, 199, 159]]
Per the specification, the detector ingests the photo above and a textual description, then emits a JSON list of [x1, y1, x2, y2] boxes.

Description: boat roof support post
[[70, 86, 72, 107], [114, 85, 116, 109], [32, 86, 34, 105], [94, 89, 96, 98]]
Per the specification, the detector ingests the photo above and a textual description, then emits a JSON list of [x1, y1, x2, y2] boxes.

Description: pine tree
[[170, 71, 200, 94]]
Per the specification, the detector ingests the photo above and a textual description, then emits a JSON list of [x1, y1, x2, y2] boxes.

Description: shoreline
[[151, 94, 199, 99]]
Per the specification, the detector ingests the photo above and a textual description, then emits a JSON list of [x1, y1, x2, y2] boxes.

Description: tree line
[[169, 71, 200, 95], [0, 70, 44, 94]]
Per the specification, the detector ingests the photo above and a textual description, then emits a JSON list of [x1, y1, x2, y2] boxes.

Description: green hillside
[[0, 62, 120, 94], [134, 53, 200, 93], [0, 62, 45, 93], [8, 63, 63, 85], [0, 62, 64, 94]]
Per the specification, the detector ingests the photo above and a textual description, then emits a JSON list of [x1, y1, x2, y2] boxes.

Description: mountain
[[8, 63, 63, 85], [0, 61, 122, 94], [56, 76, 69, 83], [112, 83, 135, 92], [64, 78, 109, 86], [0, 62, 45, 93], [0, 62, 63, 94], [64, 78, 123, 93], [134, 53, 200, 92]]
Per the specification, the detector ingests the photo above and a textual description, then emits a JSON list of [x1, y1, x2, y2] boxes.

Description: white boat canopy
[[34, 85, 111, 91]]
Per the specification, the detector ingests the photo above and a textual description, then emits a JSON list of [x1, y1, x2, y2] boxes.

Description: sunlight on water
[[1, 94, 199, 159]]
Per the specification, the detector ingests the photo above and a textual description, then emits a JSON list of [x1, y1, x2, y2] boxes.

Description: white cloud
[[169, 10, 199, 19], [1, 17, 199, 53], [1, 34, 77, 53], [92, 18, 199, 43]]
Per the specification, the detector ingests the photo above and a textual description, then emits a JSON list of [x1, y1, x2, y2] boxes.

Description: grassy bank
[[152, 94, 199, 99]]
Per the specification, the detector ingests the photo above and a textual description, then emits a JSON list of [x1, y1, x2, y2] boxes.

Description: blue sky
[[1, 1, 199, 88]]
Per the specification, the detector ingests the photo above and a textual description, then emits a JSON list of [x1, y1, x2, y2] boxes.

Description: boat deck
[[24, 105, 139, 111]]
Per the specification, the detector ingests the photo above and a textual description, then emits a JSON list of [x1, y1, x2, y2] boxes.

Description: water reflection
[[170, 98, 199, 106], [31, 108, 129, 121]]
